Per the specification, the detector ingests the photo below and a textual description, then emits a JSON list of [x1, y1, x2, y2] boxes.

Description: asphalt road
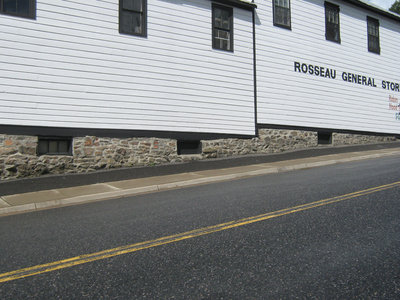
[[1, 155, 400, 299]]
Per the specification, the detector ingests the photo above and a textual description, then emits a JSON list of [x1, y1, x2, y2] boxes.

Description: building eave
[[211, 0, 257, 11], [343, 0, 400, 22]]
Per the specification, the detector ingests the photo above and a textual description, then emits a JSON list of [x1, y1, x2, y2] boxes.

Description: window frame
[[324, 2, 341, 44], [119, 0, 147, 37], [177, 140, 202, 155], [0, 0, 36, 19], [212, 3, 234, 52], [367, 16, 380, 54], [37, 137, 72, 156], [273, 0, 291, 30]]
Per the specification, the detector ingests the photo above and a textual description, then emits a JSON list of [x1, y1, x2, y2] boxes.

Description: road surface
[[1, 155, 399, 298]]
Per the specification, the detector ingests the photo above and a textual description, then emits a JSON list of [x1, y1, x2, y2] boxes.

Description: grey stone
[[0, 131, 398, 180]]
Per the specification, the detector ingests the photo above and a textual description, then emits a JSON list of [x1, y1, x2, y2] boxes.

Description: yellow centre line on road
[[1, 181, 399, 283]]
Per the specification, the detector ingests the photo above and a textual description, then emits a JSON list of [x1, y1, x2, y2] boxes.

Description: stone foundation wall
[[0, 129, 398, 180], [73, 136, 180, 172], [202, 129, 318, 158], [332, 133, 397, 146], [0, 135, 181, 180]]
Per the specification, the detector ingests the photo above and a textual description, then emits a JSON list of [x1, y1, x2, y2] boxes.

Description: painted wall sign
[[294, 61, 400, 92], [389, 95, 400, 120]]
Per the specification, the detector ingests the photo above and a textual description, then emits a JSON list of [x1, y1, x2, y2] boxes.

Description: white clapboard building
[[255, 0, 400, 135], [0, 0, 399, 179], [0, 0, 256, 136]]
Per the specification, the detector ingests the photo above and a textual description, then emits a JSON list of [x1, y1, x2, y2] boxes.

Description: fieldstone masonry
[[332, 133, 396, 145], [0, 129, 397, 180], [73, 136, 180, 172], [0, 135, 75, 179], [202, 129, 318, 158]]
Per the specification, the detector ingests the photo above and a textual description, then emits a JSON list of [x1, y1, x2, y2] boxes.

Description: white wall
[[0, 0, 255, 135], [255, 0, 400, 134]]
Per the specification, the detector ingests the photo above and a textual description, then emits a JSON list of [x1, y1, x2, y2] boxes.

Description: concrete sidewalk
[[1, 145, 400, 217]]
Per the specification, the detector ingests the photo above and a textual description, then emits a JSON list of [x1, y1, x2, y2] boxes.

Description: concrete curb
[[1, 149, 400, 217]]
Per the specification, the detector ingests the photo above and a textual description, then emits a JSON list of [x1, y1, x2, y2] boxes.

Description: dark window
[[325, 2, 340, 43], [119, 0, 147, 37], [318, 132, 332, 145], [177, 140, 202, 155], [367, 17, 380, 54], [0, 0, 35, 19], [38, 137, 72, 156], [273, 0, 291, 29], [212, 4, 233, 52]]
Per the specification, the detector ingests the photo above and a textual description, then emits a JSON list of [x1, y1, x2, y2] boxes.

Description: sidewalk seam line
[[0, 196, 11, 207], [103, 184, 121, 191]]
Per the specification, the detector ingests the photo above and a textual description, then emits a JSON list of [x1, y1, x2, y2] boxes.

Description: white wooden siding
[[0, 0, 255, 135], [255, 0, 400, 134]]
